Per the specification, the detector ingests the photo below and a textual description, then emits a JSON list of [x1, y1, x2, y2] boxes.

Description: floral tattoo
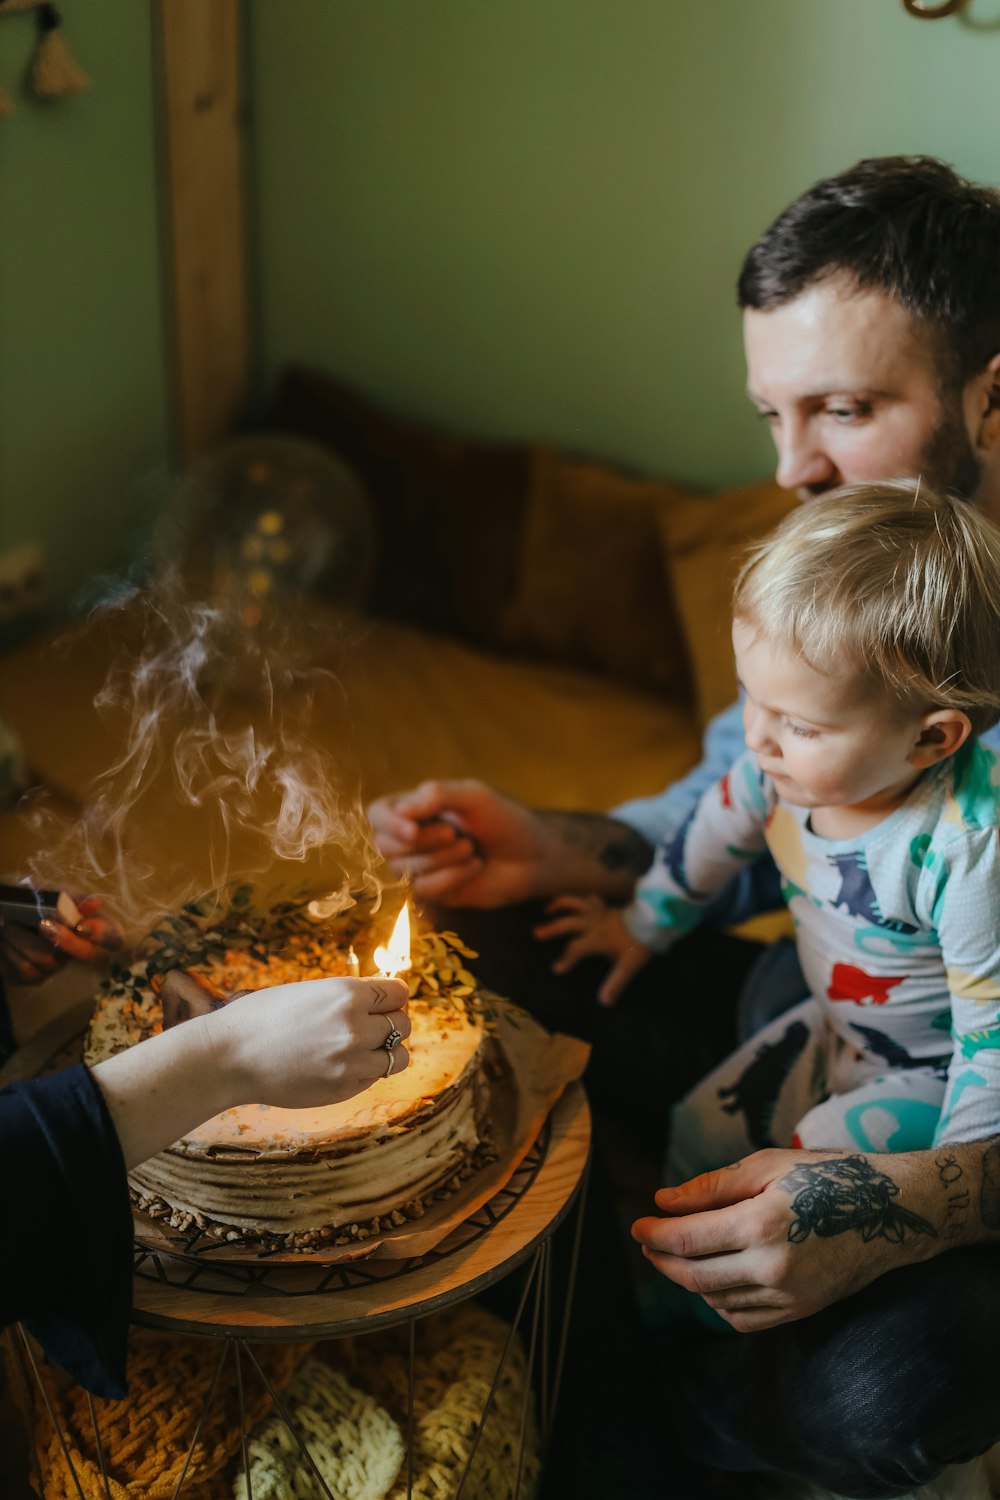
[[779, 1155, 937, 1245]]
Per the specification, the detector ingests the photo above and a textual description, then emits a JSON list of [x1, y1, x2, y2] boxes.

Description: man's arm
[[366, 779, 654, 907], [928, 826, 1000, 1145], [533, 808, 654, 891], [632, 1140, 1000, 1332], [366, 699, 748, 909]]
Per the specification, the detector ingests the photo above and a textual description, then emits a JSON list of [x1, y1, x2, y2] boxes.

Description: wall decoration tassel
[[30, 3, 90, 99]]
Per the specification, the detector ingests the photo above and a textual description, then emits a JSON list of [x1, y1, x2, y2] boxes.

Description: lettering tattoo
[[540, 812, 653, 877], [980, 1140, 1000, 1231], [779, 1155, 937, 1246], [935, 1152, 972, 1242]]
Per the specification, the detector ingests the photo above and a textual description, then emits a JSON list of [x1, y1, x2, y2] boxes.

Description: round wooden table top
[[4, 1000, 592, 1340]]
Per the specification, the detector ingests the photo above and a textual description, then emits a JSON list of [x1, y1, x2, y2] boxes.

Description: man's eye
[[827, 403, 872, 423], [754, 408, 779, 425]]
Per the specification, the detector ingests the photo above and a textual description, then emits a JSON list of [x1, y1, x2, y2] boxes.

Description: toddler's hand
[[534, 895, 651, 1006]]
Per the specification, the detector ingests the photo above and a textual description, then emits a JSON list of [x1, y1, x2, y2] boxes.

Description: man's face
[[743, 277, 982, 502]]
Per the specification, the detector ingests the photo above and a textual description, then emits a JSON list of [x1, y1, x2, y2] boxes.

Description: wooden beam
[[154, 0, 251, 463]]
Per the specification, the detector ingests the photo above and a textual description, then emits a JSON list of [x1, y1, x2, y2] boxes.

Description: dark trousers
[[433, 900, 1000, 1498], [437, 899, 748, 1163], [674, 1244, 1000, 1497], [433, 901, 752, 1496]]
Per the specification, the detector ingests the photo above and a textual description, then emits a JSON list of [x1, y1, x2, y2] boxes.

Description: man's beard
[[920, 397, 982, 501], [799, 399, 982, 503]]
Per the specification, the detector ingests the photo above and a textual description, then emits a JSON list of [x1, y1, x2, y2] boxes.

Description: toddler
[[549, 482, 1000, 1175]]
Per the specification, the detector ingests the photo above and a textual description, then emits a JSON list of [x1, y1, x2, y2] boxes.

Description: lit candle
[[373, 903, 412, 979]]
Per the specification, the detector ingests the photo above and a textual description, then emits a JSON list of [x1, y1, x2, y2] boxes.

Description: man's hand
[[0, 895, 123, 985], [366, 780, 547, 907], [632, 1149, 941, 1331], [533, 894, 652, 1005]]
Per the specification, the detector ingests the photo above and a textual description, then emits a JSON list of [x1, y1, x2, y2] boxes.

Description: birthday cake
[[84, 899, 494, 1252]]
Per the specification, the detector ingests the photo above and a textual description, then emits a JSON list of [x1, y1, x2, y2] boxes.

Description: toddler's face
[[732, 620, 927, 817]]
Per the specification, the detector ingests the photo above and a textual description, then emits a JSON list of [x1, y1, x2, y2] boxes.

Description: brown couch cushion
[[270, 365, 531, 643], [659, 479, 797, 727], [498, 448, 695, 696], [271, 367, 697, 698]]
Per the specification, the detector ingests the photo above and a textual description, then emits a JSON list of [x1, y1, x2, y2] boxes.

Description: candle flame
[[374, 903, 411, 978]]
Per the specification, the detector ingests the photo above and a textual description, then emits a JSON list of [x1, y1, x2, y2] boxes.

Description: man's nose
[[775, 424, 837, 494]]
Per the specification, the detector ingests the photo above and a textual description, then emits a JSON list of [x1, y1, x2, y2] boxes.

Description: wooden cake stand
[[4, 1000, 592, 1499]]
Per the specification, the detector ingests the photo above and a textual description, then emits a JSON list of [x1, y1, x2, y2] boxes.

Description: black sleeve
[[1, 1063, 134, 1397]]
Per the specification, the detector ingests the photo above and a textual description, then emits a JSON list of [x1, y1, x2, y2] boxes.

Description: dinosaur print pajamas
[[622, 741, 1000, 1179]]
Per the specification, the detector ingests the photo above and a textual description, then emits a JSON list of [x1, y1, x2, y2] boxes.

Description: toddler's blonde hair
[[734, 481, 1000, 735]]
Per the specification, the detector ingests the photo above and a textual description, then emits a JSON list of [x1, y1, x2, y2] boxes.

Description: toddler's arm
[[932, 828, 1000, 1144], [623, 750, 774, 950]]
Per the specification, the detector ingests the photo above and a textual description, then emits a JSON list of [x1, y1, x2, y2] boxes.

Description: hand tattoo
[[779, 1156, 936, 1246]]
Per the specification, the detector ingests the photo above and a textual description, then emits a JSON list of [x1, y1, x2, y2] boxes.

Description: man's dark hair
[[738, 156, 1000, 388]]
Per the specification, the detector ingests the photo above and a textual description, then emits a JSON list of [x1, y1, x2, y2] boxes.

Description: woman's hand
[[91, 975, 412, 1168], [210, 975, 412, 1110], [534, 895, 652, 1005], [0, 894, 122, 985]]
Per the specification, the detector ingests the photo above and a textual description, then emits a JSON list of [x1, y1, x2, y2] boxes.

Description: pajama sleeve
[[613, 699, 747, 846], [931, 828, 1000, 1145], [622, 750, 775, 951]]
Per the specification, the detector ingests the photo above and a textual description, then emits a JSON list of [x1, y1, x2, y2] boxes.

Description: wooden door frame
[[153, 0, 251, 464]]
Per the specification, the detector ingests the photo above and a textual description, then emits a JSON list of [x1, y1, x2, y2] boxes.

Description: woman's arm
[[91, 976, 410, 1168], [2, 975, 411, 1395]]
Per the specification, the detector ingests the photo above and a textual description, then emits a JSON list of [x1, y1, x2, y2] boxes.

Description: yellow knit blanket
[[28, 1305, 539, 1500]]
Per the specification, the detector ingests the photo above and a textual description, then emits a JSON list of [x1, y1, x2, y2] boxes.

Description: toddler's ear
[[911, 710, 972, 767]]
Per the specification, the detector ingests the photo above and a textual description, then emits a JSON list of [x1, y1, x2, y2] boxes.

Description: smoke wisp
[[22, 566, 384, 941]]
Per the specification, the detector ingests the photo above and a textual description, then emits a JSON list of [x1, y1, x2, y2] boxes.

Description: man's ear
[[910, 710, 972, 767], [971, 352, 1000, 453]]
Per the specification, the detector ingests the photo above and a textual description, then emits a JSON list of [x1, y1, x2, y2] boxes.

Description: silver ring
[[383, 1016, 403, 1052], [383, 1047, 396, 1079]]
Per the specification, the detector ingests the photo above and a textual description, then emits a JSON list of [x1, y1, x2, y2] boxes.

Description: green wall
[[0, 0, 169, 622], [249, 0, 1000, 490], [4, 0, 1000, 622]]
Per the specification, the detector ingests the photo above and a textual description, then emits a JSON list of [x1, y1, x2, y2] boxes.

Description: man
[[368, 158, 1000, 1495]]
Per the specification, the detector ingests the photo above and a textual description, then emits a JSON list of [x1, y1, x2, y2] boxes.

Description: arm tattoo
[[538, 811, 653, 877], [935, 1152, 972, 1241], [779, 1156, 936, 1246], [980, 1140, 1000, 1231]]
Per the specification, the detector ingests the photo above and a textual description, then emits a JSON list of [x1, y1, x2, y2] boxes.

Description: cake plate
[[4, 1000, 592, 1500]]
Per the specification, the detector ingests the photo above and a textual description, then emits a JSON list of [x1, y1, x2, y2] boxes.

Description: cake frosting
[[84, 901, 494, 1251]]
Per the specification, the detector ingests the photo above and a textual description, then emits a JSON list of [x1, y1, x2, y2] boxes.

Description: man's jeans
[[674, 1244, 1000, 1497], [438, 901, 1000, 1496]]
